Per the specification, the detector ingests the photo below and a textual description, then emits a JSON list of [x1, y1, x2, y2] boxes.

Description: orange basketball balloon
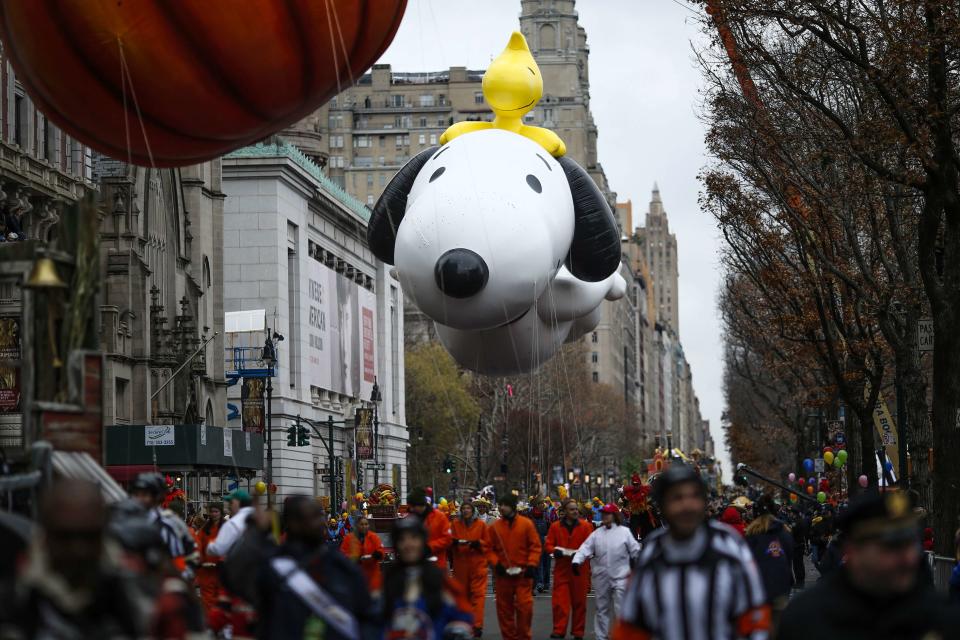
[[0, 0, 406, 166]]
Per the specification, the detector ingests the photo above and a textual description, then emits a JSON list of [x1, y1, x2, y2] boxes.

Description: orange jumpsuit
[[545, 518, 594, 638], [487, 515, 542, 640], [424, 507, 454, 569], [195, 521, 223, 613], [340, 530, 385, 591], [450, 516, 490, 632]]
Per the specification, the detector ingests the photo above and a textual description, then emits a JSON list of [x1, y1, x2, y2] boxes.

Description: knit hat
[[407, 487, 429, 507], [498, 493, 518, 509]]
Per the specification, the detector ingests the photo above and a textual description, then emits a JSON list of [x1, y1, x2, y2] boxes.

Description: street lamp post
[[371, 377, 382, 486], [261, 330, 283, 510]]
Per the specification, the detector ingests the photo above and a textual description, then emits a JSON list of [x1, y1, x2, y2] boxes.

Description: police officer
[[779, 491, 960, 640]]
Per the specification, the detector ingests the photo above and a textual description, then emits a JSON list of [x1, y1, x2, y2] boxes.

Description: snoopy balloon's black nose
[[434, 248, 489, 298]]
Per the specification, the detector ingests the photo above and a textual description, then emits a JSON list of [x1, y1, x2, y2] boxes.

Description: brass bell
[[25, 257, 67, 289]]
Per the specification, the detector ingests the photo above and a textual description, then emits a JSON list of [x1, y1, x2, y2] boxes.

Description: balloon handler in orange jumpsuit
[[408, 487, 454, 569], [340, 514, 385, 593], [545, 498, 594, 640], [451, 500, 491, 638], [487, 493, 542, 640]]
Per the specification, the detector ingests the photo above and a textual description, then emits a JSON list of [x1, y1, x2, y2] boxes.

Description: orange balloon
[[0, 0, 406, 166]]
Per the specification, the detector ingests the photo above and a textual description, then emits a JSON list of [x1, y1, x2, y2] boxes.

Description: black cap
[[839, 491, 919, 544], [652, 463, 705, 506], [393, 514, 426, 538], [498, 493, 518, 509], [407, 487, 428, 507], [130, 472, 165, 496], [754, 494, 777, 516]]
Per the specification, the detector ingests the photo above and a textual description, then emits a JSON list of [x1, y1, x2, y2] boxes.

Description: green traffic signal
[[442, 455, 455, 474], [286, 425, 297, 447], [297, 425, 310, 447]]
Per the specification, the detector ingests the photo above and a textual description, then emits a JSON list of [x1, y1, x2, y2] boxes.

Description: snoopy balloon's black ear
[[367, 146, 439, 265], [557, 156, 621, 282]]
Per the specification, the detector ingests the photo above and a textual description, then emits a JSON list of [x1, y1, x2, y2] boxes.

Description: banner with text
[[355, 407, 374, 460], [305, 259, 377, 399], [241, 377, 265, 433]]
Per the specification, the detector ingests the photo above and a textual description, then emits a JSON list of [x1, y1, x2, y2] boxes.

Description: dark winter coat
[[779, 568, 960, 640], [745, 517, 794, 602], [223, 528, 381, 640]]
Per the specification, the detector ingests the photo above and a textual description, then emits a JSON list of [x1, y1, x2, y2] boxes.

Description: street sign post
[[367, 462, 386, 470], [918, 318, 934, 352]]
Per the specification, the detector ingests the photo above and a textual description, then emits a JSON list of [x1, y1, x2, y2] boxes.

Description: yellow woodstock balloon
[[440, 31, 566, 157]]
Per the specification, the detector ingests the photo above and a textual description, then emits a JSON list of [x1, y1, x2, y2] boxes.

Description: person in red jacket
[[720, 505, 746, 536], [487, 493, 542, 640], [340, 514, 386, 592], [408, 487, 453, 569], [451, 501, 490, 638], [194, 503, 225, 614], [545, 498, 594, 640]]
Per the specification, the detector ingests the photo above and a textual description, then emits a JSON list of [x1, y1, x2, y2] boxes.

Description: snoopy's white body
[[391, 130, 624, 375]]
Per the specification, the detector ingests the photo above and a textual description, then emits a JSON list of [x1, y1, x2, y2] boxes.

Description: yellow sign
[[865, 386, 900, 477]]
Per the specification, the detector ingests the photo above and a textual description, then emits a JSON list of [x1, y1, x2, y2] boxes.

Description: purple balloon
[[788, 472, 797, 483]]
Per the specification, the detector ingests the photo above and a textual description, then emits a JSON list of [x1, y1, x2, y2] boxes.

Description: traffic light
[[286, 425, 297, 446], [442, 456, 455, 474], [297, 424, 310, 447], [734, 471, 749, 487]]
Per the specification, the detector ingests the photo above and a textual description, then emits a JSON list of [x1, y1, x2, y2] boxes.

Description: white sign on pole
[[918, 318, 934, 352], [145, 425, 175, 446], [814, 458, 825, 473], [224, 429, 233, 457], [200, 424, 207, 446]]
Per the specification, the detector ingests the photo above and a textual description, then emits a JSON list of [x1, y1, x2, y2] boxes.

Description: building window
[[379, 135, 385, 147], [418, 134, 426, 145], [540, 23, 557, 50], [380, 173, 387, 186], [367, 194, 374, 206], [591, 352, 598, 363], [419, 94, 435, 107], [395, 134, 404, 147], [330, 135, 344, 148], [392, 94, 404, 107], [367, 173, 374, 187], [438, 94, 447, 105], [378, 156, 385, 166], [592, 372, 599, 383], [14, 94, 25, 147], [115, 378, 129, 421], [591, 332, 598, 343], [437, 117, 446, 126], [429, 133, 437, 145], [474, 91, 484, 104], [543, 108, 553, 122], [419, 116, 427, 127]]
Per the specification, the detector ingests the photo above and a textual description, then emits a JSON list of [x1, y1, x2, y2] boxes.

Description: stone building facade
[[635, 184, 680, 333], [221, 140, 408, 505], [96, 159, 227, 431], [0, 50, 95, 453]]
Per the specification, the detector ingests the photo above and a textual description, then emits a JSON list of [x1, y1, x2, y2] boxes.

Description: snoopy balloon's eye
[[526, 174, 542, 193], [429, 166, 446, 183]]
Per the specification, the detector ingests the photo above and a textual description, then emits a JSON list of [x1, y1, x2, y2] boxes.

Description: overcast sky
[[378, 0, 729, 474]]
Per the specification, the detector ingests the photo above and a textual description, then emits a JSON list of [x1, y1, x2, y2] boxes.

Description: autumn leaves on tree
[[700, 0, 960, 554]]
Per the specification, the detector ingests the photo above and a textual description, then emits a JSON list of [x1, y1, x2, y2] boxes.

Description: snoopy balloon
[[367, 32, 625, 375]]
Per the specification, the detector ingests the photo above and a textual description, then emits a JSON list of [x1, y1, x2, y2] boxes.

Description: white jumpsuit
[[572, 523, 641, 640]]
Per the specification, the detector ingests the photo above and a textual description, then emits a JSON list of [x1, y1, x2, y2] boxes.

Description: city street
[[480, 589, 598, 640]]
